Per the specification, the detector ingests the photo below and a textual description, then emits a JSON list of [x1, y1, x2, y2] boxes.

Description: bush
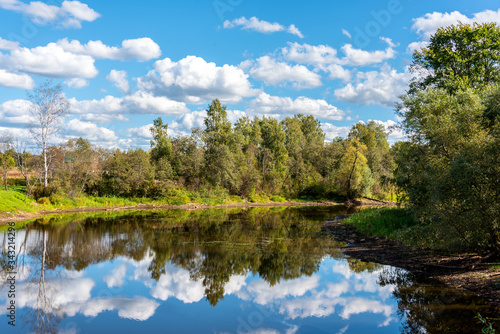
[[37, 197, 51, 205], [7, 178, 27, 186], [270, 195, 286, 203], [32, 185, 58, 200], [248, 191, 269, 203]]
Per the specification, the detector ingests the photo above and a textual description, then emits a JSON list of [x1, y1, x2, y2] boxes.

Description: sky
[[0, 0, 499, 149]]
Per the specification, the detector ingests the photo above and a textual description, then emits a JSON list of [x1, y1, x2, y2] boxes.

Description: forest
[[0, 107, 396, 202]]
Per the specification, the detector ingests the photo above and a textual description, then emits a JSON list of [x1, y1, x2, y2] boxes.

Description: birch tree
[[27, 81, 69, 189]]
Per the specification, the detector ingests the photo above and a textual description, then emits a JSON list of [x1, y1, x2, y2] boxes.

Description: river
[[0, 206, 497, 333]]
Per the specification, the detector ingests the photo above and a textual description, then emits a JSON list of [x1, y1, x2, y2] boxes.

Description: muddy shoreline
[[325, 218, 500, 309]]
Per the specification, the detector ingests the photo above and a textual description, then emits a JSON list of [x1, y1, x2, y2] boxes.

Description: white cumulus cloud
[[138, 55, 258, 104], [249, 56, 322, 89], [57, 37, 162, 62], [223, 16, 304, 38], [0, 99, 33, 125], [321, 123, 351, 141], [412, 9, 500, 40], [2, 42, 98, 78], [0, 37, 20, 50], [69, 91, 190, 116], [0, 69, 34, 89], [326, 64, 351, 82], [341, 42, 396, 66], [282, 42, 340, 69], [0, 0, 100, 28], [65, 296, 159, 321], [334, 65, 411, 108], [106, 70, 130, 94], [282, 40, 396, 67], [66, 119, 118, 142], [64, 78, 89, 89], [248, 93, 345, 121]]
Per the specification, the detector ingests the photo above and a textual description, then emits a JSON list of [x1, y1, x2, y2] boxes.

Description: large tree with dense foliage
[[150, 117, 174, 182], [203, 99, 238, 189], [410, 22, 500, 93], [335, 139, 372, 199], [398, 22, 500, 254], [348, 121, 394, 198]]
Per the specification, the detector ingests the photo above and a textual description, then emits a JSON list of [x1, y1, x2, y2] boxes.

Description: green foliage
[[248, 190, 270, 203], [344, 207, 416, 239], [396, 86, 500, 252], [411, 22, 500, 93], [150, 117, 173, 162], [270, 195, 286, 203], [100, 148, 155, 197], [259, 116, 287, 193], [32, 185, 58, 199], [396, 23, 500, 254], [37, 197, 51, 205], [4, 98, 402, 211], [203, 99, 238, 189], [335, 139, 372, 199], [476, 313, 496, 334], [57, 137, 101, 196], [349, 121, 394, 198]]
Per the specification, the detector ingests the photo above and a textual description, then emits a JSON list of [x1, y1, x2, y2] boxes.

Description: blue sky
[[1, 0, 499, 148]]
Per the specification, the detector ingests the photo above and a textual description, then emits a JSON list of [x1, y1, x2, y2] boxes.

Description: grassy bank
[[0, 186, 323, 220], [343, 206, 499, 252], [343, 207, 417, 243]]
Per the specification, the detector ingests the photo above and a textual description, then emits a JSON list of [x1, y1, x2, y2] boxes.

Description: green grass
[[0, 189, 40, 213], [270, 195, 287, 203], [343, 207, 416, 239], [1, 185, 346, 224], [489, 265, 500, 270]]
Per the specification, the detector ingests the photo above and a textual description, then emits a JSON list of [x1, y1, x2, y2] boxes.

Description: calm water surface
[[0, 206, 497, 333]]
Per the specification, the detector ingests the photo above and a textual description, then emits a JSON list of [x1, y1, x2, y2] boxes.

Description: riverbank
[[0, 196, 388, 225], [325, 217, 500, 308]]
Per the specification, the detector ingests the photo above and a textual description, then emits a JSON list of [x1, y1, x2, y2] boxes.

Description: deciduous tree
[[410, 22, 500, 93], [27, 81, 69, 189]]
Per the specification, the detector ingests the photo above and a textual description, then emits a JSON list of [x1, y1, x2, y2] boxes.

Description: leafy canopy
[[410, 22, 500, 93]]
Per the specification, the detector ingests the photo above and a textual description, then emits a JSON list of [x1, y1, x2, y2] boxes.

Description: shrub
[[32, 185, 58, 200], [37, 197, 51, 205]]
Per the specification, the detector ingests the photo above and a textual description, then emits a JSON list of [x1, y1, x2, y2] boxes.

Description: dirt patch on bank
[[325, 218, 500, 308]]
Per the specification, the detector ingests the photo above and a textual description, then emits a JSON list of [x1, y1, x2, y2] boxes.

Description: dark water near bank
[[0, 206, 497, 333]]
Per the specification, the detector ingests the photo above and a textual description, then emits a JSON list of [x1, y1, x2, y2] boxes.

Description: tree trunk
[[24, 176, 30, 202], [43, 145, 48, 189], [347, 154, 358, 200], [3, 170, 7, 191]]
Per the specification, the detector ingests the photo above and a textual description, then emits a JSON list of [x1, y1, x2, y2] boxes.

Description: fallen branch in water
[[361, 196, 388, 204]]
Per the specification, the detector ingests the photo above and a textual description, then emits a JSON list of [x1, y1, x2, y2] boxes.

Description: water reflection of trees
[[3, 207, 498, 333], [378, 268, 498, 334], [21, 207, 345, 306], [16, 227, 66, 334]]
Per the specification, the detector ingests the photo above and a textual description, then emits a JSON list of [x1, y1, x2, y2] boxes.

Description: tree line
[[1, 98, 396, 201]]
